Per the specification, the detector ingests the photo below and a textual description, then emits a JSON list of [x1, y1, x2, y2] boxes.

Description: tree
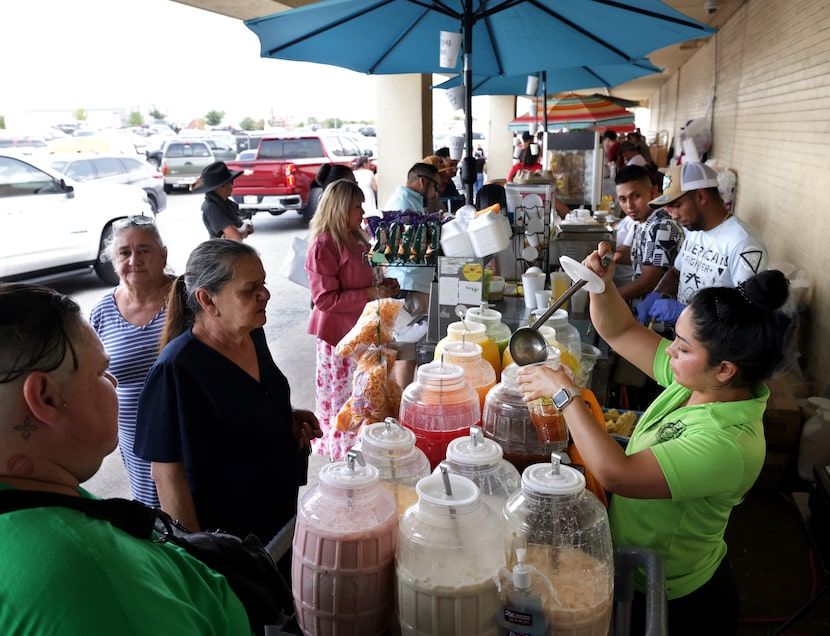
[[128, 112, 144, 127], [0, 115, 5, 129], [73, 109, 87, 122], [149, 107, 166, 121], [205, 110, 225, 127], [239, 117, 260, 131]]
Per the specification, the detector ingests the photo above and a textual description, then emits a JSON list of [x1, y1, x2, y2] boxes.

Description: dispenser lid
[[416, 472, 479, 506], [447, 320, 486, 337], [547, 308, 569, 325], [446, 427, 504, 466], [417, 360, 464, 381], [320, 458, 379, 489], [467, 303, 503, 322], [362, 419, 416, 451], [522, 462, 585, 495], [443, 340, 483, 359]]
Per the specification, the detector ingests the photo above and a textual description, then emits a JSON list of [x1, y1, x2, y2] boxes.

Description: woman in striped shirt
[[90, 217, 173, 506]]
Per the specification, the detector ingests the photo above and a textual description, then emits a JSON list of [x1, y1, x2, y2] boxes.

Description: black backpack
[[0, 490, 299, 635]]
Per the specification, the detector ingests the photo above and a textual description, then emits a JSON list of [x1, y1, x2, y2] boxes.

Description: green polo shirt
[[608, 339, 768, 599]]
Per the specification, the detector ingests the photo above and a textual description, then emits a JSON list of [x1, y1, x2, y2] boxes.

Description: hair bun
[[742, 270, 789, 311]]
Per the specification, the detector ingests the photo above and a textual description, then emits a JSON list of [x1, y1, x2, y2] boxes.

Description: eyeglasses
[[113, 215, 156, 230], [419, 175, 439, 189]]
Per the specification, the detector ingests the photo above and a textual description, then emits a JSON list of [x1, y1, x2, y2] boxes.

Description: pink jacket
[[306, 232, 376, 347]]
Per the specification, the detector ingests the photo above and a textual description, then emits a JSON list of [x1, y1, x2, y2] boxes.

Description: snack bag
[[336, 298, 403, 358], [334, 346, 402, 434]]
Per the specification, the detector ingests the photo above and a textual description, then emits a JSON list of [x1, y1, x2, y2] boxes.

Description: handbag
[[0, 490, 298, 635], [280, 235, 310, 288]]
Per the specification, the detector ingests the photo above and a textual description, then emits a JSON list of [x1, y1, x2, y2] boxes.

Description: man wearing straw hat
[[192, 161, 253, 240]]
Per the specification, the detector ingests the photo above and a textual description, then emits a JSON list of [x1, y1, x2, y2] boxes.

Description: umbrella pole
[[461, 8, 475, 206]]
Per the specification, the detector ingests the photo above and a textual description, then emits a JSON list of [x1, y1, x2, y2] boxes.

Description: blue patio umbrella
[[432, 60, 662, 97], [246, 0, 715, 202]]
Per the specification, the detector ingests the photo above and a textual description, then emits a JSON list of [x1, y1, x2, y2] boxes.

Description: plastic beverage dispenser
[[441, 341, 497, 415], [442, 426, 522, 515], [434, 320, 502, 380], [503, 456, 614, 636], [465, 302, 513, 358], [359, 417, 431, 516], [399, 360, 481, 470], [397, 465, 505, 635], [797, 397, 830, 481], [482, 363, 563, 474], [292, 451, 398, 636]]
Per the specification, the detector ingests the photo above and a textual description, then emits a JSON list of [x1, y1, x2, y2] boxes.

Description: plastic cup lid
[[521, 462, 585, 495], [417, 360, 464, 381], [320, 460, 379, 489], [416, 473, 479, 506], [446, 435, 504, 466], [361, 421, 416, 451]]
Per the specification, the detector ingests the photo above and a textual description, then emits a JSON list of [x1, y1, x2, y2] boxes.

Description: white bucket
[[468, 211, 511, 257]]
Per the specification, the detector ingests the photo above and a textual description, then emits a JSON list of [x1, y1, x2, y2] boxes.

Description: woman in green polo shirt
[[517, 245, 788, 636]]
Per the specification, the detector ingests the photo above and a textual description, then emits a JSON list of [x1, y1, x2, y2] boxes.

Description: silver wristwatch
[[552, 387, 581, 411]]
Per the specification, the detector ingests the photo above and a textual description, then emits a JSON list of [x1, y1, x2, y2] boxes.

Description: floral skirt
[[311, 338, 358, 461]]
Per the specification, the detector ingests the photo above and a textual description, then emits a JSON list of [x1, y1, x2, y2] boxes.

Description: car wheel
[[302, 187, 323, 223], [146, 193, 159, 216], [163, 184, 173, 194], [93, 224, 120, 286]]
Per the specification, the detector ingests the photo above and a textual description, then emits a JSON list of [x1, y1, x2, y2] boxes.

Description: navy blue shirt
[[135, 328, 298, 542]]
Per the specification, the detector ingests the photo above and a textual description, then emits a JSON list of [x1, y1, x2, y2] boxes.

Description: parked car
[[159, 139, 214, 193], [235, 149, 257, 161], [0, 136, 51, 156], [0, 152, 153, 285], [202, 137, 237, 162], [48, 152, 167, 215]]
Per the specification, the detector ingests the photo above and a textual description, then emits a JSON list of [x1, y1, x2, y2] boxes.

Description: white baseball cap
[[649, 162, 719, 208]]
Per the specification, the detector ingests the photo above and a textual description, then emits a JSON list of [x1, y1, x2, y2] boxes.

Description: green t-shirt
[[608, 339, 768, 599], [0, 485, 251, 635]]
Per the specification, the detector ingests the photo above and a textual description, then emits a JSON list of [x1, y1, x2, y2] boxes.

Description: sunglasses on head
[[113, 215, 156, 230]]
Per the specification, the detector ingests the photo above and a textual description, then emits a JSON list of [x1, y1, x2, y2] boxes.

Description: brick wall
[[648, 0, 830, 386]]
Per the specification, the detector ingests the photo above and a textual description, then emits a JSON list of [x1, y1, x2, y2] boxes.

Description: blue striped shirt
[[89, 290, 165, 507]]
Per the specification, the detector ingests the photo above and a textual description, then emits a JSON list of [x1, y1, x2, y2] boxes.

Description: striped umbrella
[[509, 92, 635, 132]]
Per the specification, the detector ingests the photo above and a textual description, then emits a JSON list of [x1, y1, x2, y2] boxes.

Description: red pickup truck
[[226, 133, 374, 222]]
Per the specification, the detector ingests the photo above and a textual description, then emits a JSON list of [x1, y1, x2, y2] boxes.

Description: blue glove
[[636, 292, 662, 324], [650, 298, 685, 324]]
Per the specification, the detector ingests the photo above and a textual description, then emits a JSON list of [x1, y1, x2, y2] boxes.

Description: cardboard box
[[763, 378, 803, 453]]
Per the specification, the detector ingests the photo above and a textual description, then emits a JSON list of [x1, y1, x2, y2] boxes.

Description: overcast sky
[[1, 0, 384, 127]]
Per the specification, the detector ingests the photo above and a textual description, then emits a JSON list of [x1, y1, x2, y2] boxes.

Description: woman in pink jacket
[[305, 179, 399, 459]]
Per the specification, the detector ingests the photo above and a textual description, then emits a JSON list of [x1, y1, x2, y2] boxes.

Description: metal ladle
[[508, 254, 611, 366]]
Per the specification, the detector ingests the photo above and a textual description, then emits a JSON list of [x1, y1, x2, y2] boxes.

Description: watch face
[[553, 389, 570, 410]]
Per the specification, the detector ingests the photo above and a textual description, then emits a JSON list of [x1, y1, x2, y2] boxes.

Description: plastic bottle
[[435, 320, 502, 380], [503, 456, 614, 636], [466, 302, 513, 358], [797, 397, 830, 481], [359, 417, 431, 516], [482, 363, 558, 474], [399, 360, 481, 470], [494, 548, 557, 636], [442, 340, 497, 414], [292, 450, 398, 636], [442, 425, 521, 515], [397, 467, 505, 635]]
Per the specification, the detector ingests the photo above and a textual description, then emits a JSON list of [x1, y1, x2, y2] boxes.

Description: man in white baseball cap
[[637, 162, 768, 325]]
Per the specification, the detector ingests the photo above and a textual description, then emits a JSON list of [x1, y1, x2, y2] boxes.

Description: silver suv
[[160, 140, 213, 193]]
